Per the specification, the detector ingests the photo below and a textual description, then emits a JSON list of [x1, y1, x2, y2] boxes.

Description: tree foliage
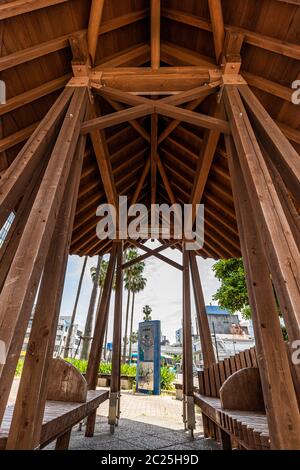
[[212, 258, 251, 319], [143, 304, 152, 321]]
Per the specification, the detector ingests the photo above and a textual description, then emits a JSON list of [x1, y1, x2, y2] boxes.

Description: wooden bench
[[0, 358, 109, 450], [194, 348, 271, 450]]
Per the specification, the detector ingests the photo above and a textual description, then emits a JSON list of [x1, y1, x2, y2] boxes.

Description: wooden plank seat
[[194, 393, 270, 450], [0, 359, 109, 450], [194, 348, 271, 450]]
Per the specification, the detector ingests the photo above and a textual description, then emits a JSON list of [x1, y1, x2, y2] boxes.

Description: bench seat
[[0, 389, 109, 450], [194, 392, 270, 450]]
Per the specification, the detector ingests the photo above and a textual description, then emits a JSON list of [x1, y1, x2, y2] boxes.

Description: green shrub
[[99, 362, 112, 374], [120, 363, 136, 377], [160, 366, 175, 390], [65, 358, 88, 374], [15, 359, 24, 376]]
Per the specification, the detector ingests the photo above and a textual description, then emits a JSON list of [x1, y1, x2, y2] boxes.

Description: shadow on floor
[[46, 416, 220, 451]]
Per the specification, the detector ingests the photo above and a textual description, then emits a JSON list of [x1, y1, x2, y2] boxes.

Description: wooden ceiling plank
[[0, 0, 69, 20], [0, 9, 149, 72], [96, 43, 150, 68], [208, 0, 225, 64], [0, 74, 71, 117], [161, 41, 216, 67], [162, 8, 300, 61], [151, 0, 161, 70], [87, 0, 105, 65]]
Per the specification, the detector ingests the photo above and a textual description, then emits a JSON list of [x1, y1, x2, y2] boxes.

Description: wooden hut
[[0, 0, 299, 450]]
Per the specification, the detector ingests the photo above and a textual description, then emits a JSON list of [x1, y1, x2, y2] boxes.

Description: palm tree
[[128, 275, 147, 361], [91, 257, 116, 360], [64, 256, 88, 358], [81, 255, 102, 360], [143, 305, 152, 321], [122, 249, 145, 363]]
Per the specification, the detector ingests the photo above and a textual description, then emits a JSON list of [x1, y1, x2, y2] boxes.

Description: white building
[[22, 314, 83, 359]]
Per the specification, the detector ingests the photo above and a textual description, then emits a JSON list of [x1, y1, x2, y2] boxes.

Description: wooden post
[[0, 159, 46, 292], [189, 252, 216, 368], [108, 241, 123, 433], [6, 133, 86, 450], [0, 88, 87, 423], [84, 246, 117, 438], [223, 85, 300, 350], [226, 134, 300, 450], [182, 245, 196, 436]]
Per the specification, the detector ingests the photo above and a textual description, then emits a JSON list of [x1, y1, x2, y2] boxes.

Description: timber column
[[108, 240, 124, 433], [182, 244, 196, 437]]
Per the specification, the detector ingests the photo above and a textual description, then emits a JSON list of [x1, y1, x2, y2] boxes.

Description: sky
[[60, 241, 221, 344]]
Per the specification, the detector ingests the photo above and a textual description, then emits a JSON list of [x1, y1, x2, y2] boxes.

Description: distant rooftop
[[205, 306, 231, 315]]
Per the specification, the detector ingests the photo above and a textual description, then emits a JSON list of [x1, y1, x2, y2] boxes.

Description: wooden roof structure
[[1, 0, 299, 259], [0, 0, 300, 452]]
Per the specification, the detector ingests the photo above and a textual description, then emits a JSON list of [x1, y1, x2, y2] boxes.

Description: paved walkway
[[49, 391, 220, 450], [11, 380, 219, 450]]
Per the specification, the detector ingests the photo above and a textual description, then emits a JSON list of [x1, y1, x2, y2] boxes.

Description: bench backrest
[[47, 358, 88, 403], [198, 347, 257, 398]]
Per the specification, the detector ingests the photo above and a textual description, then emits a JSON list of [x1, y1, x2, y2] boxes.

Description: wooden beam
[[208, 0, 225, 63], [0, 88, 87, 423], [151, 114, 158, 205], [81, 104, 154, 134], [189, 102, 222, 217], [151, 0, 161, 69], [103, 98, 150, 143], [226, 134, 300, 450], [131, 158, 150, 205], [0, 159, 46, 292], [87, 0, 105, 65], [0, 88, 73, 229], [189, 252, 216, 367], [91, 67, 220, 93], [0, 0, 69, 20], [223, 85, 300, 347], [155, 102, 230, 134], [126, 240, 183, 272], [123, 240, 179, 269], [6, 133, 85, 450], [0, 9, 149, 72], [0, 122, 39, 153], [89, 108, 118, 211], [242, 72, 293, 102], [238, 84, 300, 205]]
